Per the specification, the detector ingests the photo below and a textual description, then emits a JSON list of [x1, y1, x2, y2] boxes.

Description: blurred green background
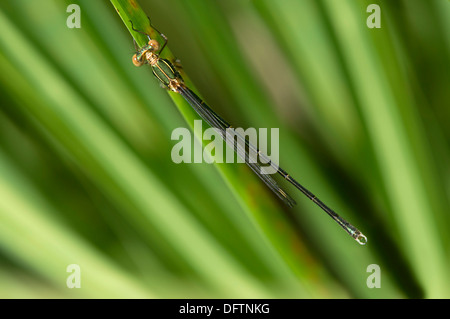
[[0, 0, 449, 298]]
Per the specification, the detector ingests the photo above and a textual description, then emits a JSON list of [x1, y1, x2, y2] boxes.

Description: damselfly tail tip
[[355, 233, 367, 245]]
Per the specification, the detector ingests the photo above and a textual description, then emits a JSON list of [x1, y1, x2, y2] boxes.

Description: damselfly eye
[[148, 39, 160, 51], [132, 54, 144, 67]]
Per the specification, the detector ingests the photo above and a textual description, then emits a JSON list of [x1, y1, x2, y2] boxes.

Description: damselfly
[[130, 19, 367, 245]]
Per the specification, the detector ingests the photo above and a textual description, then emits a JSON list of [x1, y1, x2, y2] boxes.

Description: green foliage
[[0, 0, 448, 298]]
